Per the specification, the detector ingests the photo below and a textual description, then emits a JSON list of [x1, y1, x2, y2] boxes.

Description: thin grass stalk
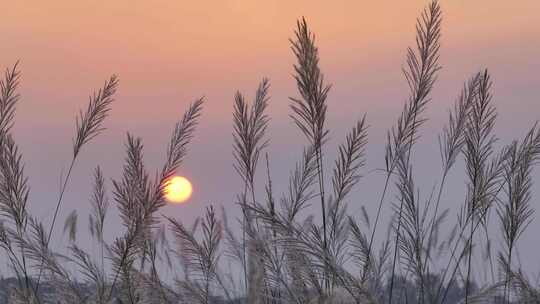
[[167, 206, 228, 304], [387, 1, 442, 302], [289, 19, 331, 292], [498, 125, 540, 304], [480, 215, 496, 285], [464, 216, 474, 304], [363, 173, 391, 282], [36, 75, 118, 292], [436, 194, 492, 304], [393, 152, 428, 304], [438, 84, 510, 304], [264, 153, 282, 304], [389, 196, 406, 304], [232, 78, 270, 302], [437, 149, 512, 303], [89, 166, 109, 287], [107, 98, 203, 301], [462, 70, 498, 304], [326, 116, 368, 296], [147, 240, 173, 304], [422, 73, 480, 281], [439, 217, 483, 304], [438, 160, 508, 304], [0, 62, 34, 293]]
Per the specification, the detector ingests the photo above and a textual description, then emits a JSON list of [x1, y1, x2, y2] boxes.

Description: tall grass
[[0, 1, 539, 303]]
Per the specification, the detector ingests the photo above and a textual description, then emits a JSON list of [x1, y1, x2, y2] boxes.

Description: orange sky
[[3, 1, 539, 123], [1, 1, 538, 153], [2, 1, 540, 268]]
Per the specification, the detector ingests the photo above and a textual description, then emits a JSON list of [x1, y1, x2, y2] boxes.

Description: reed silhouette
[[0, 1, 539, 303]]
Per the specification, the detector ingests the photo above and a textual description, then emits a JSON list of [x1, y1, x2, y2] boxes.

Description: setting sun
[[164, 176, 193, 204]]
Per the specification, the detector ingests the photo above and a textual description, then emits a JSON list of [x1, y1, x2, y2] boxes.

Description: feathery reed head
[[0, 62, 21, 135], [233, 79, 270, 188], [163, 97, 204, 180], [289, 18, 330, 147], [385, 0, 442, 173], [73, 75, 118, 158], [89, 166, 109, 241]]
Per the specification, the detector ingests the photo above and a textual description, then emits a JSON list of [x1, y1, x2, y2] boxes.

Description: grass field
[[0, 1, 539, 303]]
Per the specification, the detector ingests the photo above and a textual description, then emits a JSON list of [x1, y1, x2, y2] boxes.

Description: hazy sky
[[2, 1, 540, 275]]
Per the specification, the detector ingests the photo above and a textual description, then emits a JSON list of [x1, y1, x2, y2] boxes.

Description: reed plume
[[108, 98, 203, 301], [37, 75, 118, 291], [0, 63, 33, 294], [498, 125, 540, 303], [232, 78, 270, 302], [289, 17, 331, 261], [167, 206, 229, 304], [384, 1, 442, 302]]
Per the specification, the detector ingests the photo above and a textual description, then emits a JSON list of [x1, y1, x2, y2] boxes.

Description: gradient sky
[[2, 1, 540, 276]]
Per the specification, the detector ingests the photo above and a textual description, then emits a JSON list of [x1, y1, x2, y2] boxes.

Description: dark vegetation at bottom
[[1, 0, 540, 303]]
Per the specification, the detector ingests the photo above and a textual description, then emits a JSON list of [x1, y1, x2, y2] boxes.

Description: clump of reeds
[[0, 1, 539, 304]]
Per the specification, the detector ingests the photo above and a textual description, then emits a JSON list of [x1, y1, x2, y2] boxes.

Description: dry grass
[[0, 1, 539, 304]]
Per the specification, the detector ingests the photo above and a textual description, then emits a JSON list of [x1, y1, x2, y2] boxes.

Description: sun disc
[[165, 176, 193, 204]]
